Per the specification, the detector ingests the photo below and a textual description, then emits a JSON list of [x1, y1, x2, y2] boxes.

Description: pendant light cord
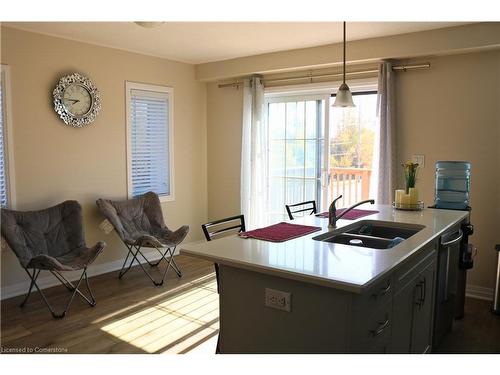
[[343, 21, 346, 85]]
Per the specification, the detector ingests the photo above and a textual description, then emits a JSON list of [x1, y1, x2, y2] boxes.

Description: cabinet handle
[[422, 277, 427, 306], [379, 281, 392, 296], [370, 317, 390, 337], [372, 280, 391, 299], [441, 229, 463, 247], [415, 281, 425, 309]]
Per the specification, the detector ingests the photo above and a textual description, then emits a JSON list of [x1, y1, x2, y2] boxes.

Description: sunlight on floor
[[100, 274, 219, 354]]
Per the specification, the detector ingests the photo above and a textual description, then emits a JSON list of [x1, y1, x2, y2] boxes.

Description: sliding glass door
[[265, 90, 378, 223], [266, 94, 328, 223]]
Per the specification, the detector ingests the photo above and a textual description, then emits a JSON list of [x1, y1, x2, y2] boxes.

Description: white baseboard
[[0, 248, 179, 301], [466, 284, 494, 301]]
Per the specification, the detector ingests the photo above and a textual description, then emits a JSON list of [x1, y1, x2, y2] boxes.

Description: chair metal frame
[[21, 266, 96, 319], [117, 241, 182, 287], [96, 192, 186, 287], [285, 200, 317, 220], [201, 215, 246, 242], [201, 214, 246, 291], [201, 214, 246, 354]]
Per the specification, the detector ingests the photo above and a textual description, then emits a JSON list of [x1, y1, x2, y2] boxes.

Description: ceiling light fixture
[[134, 22, 165, 29], [332, 21, 355, 108]]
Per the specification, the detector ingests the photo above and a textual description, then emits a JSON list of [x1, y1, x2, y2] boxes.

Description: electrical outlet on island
[[265, 288, 291, 312]]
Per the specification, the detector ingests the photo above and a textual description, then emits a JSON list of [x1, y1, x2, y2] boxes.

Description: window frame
[[0, 64, 16, 209], [125, 81, 175, 202]]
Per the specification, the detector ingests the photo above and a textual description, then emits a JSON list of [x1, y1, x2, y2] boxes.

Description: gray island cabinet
[[181, 205, 467, 353]]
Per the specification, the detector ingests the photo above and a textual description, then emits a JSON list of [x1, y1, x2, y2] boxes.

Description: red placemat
[[239, 222, 321, 242], [316, 208, 379, 220]]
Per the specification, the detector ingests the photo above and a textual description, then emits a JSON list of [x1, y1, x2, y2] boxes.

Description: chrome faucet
[[328, 195, 375, 228]]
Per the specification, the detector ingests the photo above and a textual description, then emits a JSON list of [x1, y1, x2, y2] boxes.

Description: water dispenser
[[434, 161, 471, 210]]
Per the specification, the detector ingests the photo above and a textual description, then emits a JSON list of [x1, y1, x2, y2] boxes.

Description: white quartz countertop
[[180, 205, 468, 293]]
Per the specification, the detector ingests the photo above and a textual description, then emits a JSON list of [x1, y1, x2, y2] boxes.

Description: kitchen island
[[181, 205, 468, 353]]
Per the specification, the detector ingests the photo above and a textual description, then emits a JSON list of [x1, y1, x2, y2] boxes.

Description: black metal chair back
[[285, 200, 317, 220], [201, 214, 246, 241], [201, 214, 246, 354]]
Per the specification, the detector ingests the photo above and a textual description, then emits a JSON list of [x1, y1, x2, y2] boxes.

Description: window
[[0, 65, 14, 208], [265, 87, 378, 222], [328, 91, 378, 209], [126, 82, 174, 201]]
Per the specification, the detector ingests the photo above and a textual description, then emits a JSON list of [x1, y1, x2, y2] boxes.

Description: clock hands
[[66, 99, 80, 104]]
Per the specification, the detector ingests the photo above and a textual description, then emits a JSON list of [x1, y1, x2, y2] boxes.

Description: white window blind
[[128, 85, 172, 199], [0, 68, 8, 207]]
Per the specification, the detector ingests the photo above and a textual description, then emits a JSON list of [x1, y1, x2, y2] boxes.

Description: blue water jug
[[434, 161, 471, 209]]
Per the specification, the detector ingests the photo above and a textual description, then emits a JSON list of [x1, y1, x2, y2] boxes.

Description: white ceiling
[[5, 22, 469, 64]]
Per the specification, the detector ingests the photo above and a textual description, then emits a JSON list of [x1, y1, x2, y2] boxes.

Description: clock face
[[62, 84, 93, 117]]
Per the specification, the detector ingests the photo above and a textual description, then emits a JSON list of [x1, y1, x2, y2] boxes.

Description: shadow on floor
[[1, 255, 219, 354], [2, 255, 499, 354]]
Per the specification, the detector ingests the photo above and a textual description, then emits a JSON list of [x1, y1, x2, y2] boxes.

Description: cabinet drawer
[[351, 303, 392, 352], [394, 242, 437, 293], [354, 274, 393, 313]]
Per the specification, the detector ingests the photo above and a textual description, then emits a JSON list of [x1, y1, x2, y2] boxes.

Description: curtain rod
[[217, 63, 430, 88]]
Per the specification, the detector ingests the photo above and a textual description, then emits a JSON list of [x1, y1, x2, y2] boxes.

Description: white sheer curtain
[[371, 61, 397, 204], [241, 76, 268, 229]]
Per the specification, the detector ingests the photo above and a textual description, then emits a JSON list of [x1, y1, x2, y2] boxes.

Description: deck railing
[[329, 167, 372, 208]]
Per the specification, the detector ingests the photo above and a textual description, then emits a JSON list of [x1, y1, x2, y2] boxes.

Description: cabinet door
[[411, 261, 436, 353], [391, 275, 419, 353]]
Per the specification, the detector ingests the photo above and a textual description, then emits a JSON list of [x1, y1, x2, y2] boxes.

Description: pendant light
[[135, 22, 165, 28], [333, 22, 355, 107]]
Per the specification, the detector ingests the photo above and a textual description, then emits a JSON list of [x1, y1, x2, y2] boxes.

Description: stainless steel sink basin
[[313, 220, 425, 249]]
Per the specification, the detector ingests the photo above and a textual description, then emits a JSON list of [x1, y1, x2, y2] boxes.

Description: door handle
[[321, 170, 331, 188]]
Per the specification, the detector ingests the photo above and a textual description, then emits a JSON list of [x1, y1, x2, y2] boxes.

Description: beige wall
[[0, 27, 207, 291], [206, 82, 243, 220], [205, 50, 500, 291], [197, 23, 500, 81], [396, 51, 500, 290], [1, 25, 499, 295]]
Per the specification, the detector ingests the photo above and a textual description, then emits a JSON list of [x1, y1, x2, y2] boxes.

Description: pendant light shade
[[135, 22, 165, 28], [333, 82, 355, 107], [333, 22, 355, 108]]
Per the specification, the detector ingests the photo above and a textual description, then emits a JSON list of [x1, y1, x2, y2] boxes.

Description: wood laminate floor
[[1, 255, 499, 354], [434, 297, 500, 353], [1, 255, 219, 354]]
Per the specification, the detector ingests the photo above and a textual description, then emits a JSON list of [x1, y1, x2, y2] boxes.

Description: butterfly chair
[[96, 191, 188, 286], [1, 201, 106, 319]]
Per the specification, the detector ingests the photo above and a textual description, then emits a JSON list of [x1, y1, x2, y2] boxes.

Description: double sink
[[313, 220, 425, 250]]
